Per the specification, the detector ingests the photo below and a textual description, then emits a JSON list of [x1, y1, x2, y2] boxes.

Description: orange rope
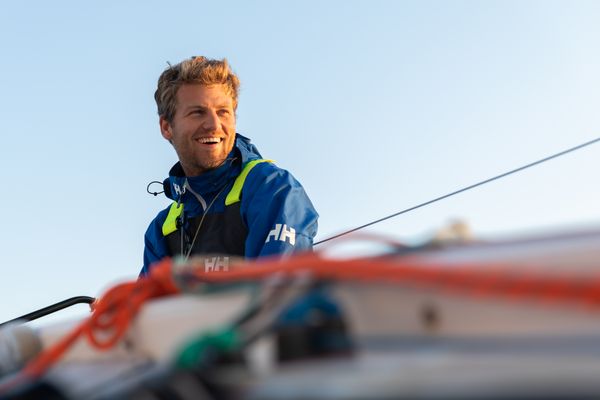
[[186, 252, 600, 307], [5, 244, 600, 392], [0, 258, 178, 392]]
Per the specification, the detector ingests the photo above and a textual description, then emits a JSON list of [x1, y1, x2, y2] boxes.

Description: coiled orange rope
[[0, 258, 178, 392]]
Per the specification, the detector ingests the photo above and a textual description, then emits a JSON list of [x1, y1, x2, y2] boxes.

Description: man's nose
[[202, 110, 220, 131]]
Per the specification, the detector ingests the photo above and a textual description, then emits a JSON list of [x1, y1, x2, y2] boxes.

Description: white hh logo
[[266, 224, 296, 246], [204, 256, 230, 272], [173, 183, 184, 196]]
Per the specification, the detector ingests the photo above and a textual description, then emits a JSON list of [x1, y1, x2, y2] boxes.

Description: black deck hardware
[[0, 296, 95, 327]]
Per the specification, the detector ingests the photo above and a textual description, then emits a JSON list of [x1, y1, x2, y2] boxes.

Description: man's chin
[[191, 157, 230, 175]]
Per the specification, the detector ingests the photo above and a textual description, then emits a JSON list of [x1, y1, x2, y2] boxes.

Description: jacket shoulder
[[141, 204, 174, 276], [144, 204, 173, 238], [244, 160, 298, 187]]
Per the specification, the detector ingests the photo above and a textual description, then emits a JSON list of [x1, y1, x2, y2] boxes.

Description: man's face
[[160, 84, 236, 176]]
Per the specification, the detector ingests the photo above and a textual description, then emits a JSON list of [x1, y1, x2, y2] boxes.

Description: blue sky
[[1, 1, 600, 323]]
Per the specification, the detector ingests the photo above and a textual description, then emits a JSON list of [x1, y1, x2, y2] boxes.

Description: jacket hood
[[163, 133, 263, 203]]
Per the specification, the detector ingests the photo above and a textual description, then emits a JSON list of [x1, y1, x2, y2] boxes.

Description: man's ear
[[159, 116, 173, 143]]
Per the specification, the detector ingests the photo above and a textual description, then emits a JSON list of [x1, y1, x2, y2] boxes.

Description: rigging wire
[[315, 136, 600, 245]]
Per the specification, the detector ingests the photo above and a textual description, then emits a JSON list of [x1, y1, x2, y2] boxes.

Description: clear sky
[[1, 0, 600, 323]]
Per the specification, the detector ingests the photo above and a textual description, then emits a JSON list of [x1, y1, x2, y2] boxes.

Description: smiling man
[[140, 56, 319, 275]]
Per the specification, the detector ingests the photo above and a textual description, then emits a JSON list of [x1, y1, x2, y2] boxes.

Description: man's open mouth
[[196, 137, 223, 145]]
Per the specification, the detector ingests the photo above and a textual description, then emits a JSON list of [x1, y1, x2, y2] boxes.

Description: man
[[140, 56, 318, 275]]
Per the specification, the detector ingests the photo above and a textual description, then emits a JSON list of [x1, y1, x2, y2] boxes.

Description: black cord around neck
[[146, 181, 165, 196]]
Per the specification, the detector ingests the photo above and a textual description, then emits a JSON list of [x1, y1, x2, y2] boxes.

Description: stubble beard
[[199, 156, 228, 172], [184, 145, 233, 176]]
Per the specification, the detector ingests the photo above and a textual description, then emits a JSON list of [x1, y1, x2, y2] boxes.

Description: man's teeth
[[197, 137, 222, 144]]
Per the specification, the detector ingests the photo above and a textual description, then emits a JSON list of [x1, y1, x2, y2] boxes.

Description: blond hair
[[154, 56, 240, 122]]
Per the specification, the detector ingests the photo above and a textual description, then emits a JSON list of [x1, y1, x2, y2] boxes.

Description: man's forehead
[[177, 83, 233, 104]]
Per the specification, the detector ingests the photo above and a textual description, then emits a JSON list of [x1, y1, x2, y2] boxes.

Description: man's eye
[[218, 109, 230, 116]]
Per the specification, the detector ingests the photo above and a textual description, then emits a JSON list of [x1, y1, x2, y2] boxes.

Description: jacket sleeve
[[140, 208, 170, 276], [240, 162, 319, 258]]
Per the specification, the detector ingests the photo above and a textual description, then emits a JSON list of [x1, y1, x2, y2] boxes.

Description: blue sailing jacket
[[140, 134, 318, 276]]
